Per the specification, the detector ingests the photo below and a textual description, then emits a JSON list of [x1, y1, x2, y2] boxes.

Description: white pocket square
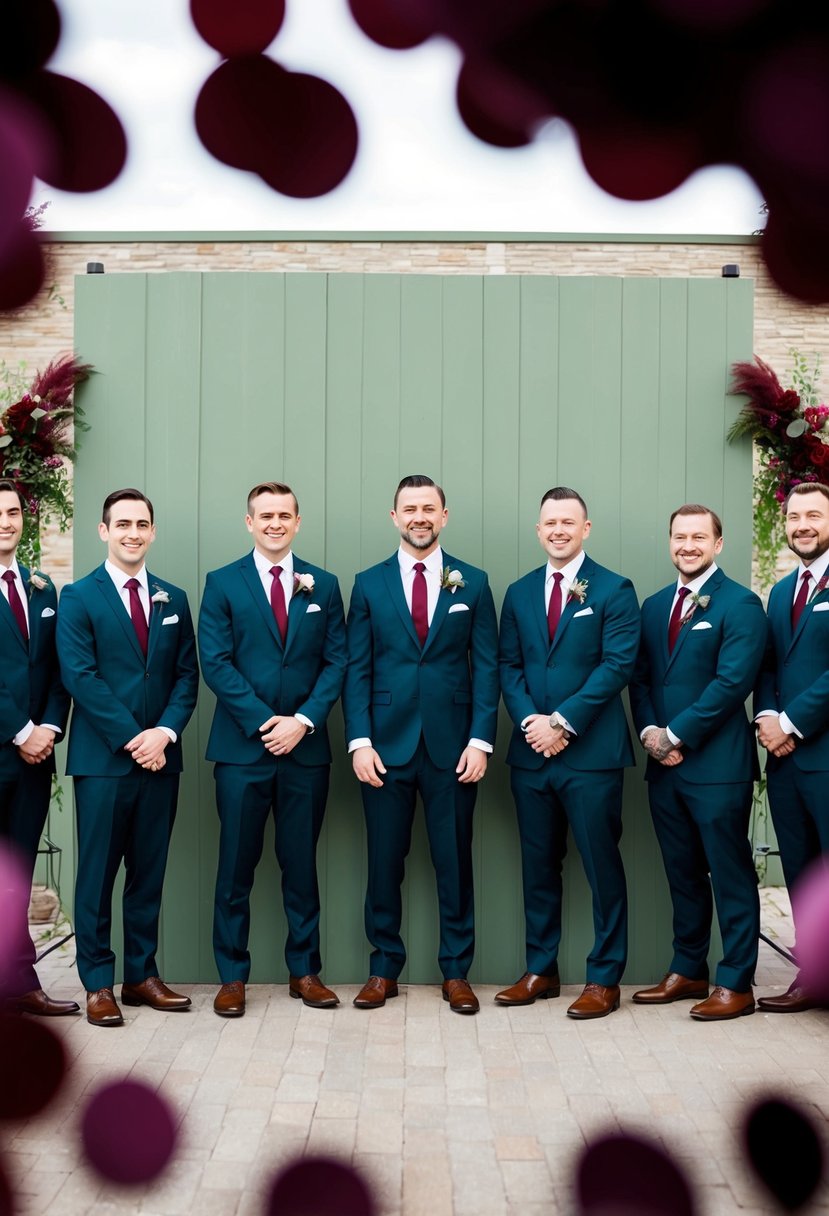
[[573, 607, 593, 618], [40, 606, 55, 618], [306, 603, 321, 613], [162, 614, 179, 625], [691, 620, 712, 630], [448, 602, 469, 613], [812, 601, 829, 612]]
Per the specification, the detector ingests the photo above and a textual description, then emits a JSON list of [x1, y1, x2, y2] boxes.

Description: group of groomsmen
[[1, 472, 827, 1026]]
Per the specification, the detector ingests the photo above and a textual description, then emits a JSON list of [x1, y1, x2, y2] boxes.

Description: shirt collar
[[547, 551, 586, 584], [106, 559, 147, 590], [676, 562, 717, 598], [0, 557, 21, 580], [398, 546, 443, 576], [798, 550, 829, 586], [253, 548, 293, 578]]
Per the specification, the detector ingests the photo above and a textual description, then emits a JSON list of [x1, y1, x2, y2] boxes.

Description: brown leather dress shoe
[[442, 978, 480, 1014], [567, 983, 621, 1019], [353, 976, 398, 1009], [214, 981, 246, 1018], [495, 972, 561, 1006], [690, 986, 755, 1020], [632, 972, 709, 1005], [758, 983, 818, 1013], [289, 974, 339, 1008], [86, 988, 124, 1027], [121, 977, 192, 1011], [12, 989, 80, 1016]]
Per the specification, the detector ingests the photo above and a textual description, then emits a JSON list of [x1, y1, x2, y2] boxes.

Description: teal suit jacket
[[0, 567, 69, 778], [755, 567, 829, 772], [57, 565, 198, 776], [343, 551, 499, 770], [500, 555, 640, 771], [198, 553, 347, 766], [630, 568, 767, 784]]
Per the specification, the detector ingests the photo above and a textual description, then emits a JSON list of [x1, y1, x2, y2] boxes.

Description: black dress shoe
[[11, 989, 81, 1016]]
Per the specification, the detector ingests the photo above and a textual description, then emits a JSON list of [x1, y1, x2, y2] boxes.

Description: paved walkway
[[4, 889, 829, 1216]]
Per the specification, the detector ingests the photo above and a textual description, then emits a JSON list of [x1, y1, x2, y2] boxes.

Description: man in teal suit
[[755, 483, 829, 1014], [0, 479, 76, 1016], [629, 504, 767, 1021], [199, 482, 347, 1017], [344, 475, 499, 1014], [496, 487, 640, 1018], [58, 489, 199, 1026]]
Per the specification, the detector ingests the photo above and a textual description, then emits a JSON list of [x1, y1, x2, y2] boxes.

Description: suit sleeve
[[0, 669, 29, 742], [468, 575, 500, 745], [56, 583, 143, 752], [628, 608, 657, 737], [295, 576, 347, 728], [668, 594, 768, 748], [556, 578, 641, 734], [343, 576, 374, 745], [498, 584, 538, 726], [198, 571, 275, 737], [155, 594, 199, 738]]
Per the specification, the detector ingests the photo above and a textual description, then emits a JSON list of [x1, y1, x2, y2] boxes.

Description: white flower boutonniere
[[690, 592, 710, 611], [151, 584, 171, 605], [28, 570, 51, 597], [567, 578, 588, 606], [441, 567, 465, 593], [294, 572, 315, 594]]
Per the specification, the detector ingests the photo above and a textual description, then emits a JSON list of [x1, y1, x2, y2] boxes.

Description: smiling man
[[755, 483, 829, 1014], [629, 504, 767, 1021], [58, 489, 199, 1026], [496, 487, 640, 1017], [343, 475, 499, 1013], [199, 482, 346, 1016]]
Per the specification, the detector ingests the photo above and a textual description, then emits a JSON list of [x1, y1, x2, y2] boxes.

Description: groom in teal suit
[[496, 487, 640, 1018], [629, 504, 767, 1021], [199, 482, 347, 1017], [58, 489, 199, 1026], [755, 483, 829, 1013], [0, 479, 75, 1016], [344, 475, 499, 1014]]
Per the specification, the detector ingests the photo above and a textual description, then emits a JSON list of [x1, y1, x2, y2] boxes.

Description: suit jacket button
[[145, 672, 150, 679]]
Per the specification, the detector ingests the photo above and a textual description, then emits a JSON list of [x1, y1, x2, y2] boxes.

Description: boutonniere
[[680, 591, 710, 630], [27, 570, 51, 597], [151, 584, 171, 605], [294, 572, 315, 594], [808, 574, 829, 602], [567, 578, 588, 605], [440, 567, 465, 593]]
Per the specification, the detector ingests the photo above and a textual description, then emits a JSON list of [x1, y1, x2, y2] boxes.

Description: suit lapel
[[145, 573, 164, 664], [422, 551, 456, 655], [285, 557, 310, 651], [382, 557, 421, 649], [550, 556, 594, 654], [665, 568, 723, 672], [240, 553, 283, 648], [0, 565, 28, 654], [529, 566, 549, 649], [654, 584, 675, 670], [774, 570, 797, 654], [96, 565, 145, 662]]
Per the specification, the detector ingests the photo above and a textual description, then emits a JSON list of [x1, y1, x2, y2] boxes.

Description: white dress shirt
[[105, 560, 175, 743], [519, 552, 587, 737], [252, 547, 313, 731]]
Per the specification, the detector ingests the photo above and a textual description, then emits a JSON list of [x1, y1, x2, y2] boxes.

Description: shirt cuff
[[158, 726, 177, 743], [468, 738, 493, 754], [778, 712, 802, 739], [348, 737, 372, 753], [666, 726, 681, 746], [639, 725, 658, 742], [295, 713, 314, 733], [12, 720, 35, 746]]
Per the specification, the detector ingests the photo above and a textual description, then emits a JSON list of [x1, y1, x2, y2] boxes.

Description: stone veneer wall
[[2, 233, 827, 588]]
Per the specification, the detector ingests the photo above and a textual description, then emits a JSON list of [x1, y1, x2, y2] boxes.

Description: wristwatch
[[548, 711, 568, 733]]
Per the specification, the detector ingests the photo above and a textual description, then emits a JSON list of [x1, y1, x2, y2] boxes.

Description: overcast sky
[[34, 0, 766, 234]]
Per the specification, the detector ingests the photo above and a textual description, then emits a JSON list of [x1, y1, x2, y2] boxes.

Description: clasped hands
[[756, 715, 796, 758], [17, 725, 56, 766], [260, 714, 308, 756], [523, 714, 569, 759], [641, 727, 683, 767], [351, 744, 488, 788], [125, 727, 170, 771]]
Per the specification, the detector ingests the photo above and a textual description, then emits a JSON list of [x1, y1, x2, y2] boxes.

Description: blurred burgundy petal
[[790, 860, 829, 998], [266, 1156, 376, 1216], [0, 96, 40, 260], [744, 1097, 823, 1210], [577, 122, 704, 201], [576, 1132, 696, 1216], [456, 56, 550, 148], [645, 0, 772, 31], [0, 225, 44, 311], [257, 70, 358, 198], [0, 845, 33, 988], [347, 0, 435, 50], [0, 1014, 66, 1119], [739, 43, 829, 190], [0, 0, 61, 78], [0, 1156, 11, 1216], [763, 210, 829, 305], [195, 55, 288, 172], [81, 1080, 178, 1184], [30, 71, 126, 192], [190, 0, 285, 57]]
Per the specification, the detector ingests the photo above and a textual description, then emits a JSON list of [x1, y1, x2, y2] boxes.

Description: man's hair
[[394, 475, 445, 509], [785, 482, 829, 511], [102, 489, 154, 526], [539, 486, 588, 515], [669, 503, 723, 539], [0, 478, 26, 511], [247, 481, 299, 515]]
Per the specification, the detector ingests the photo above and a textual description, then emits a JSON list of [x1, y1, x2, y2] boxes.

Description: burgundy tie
[[791, 569, 812, 630], [270, 565, 288, 643], [125, 577, 148, 656], [668, 586, 690, 653], [412, 562, 429, 646], [2, 570, 28, 641], [547, 571, 564, 641]]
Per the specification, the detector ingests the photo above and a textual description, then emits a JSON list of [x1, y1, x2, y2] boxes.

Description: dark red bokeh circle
[[81, 1079, 178, 1185], [190, 0, 285, 57], [0, 1014, 66, 1119]]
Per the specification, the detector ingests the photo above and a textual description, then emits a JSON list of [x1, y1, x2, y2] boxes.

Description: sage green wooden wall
[[66, 270, 754, 985]]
